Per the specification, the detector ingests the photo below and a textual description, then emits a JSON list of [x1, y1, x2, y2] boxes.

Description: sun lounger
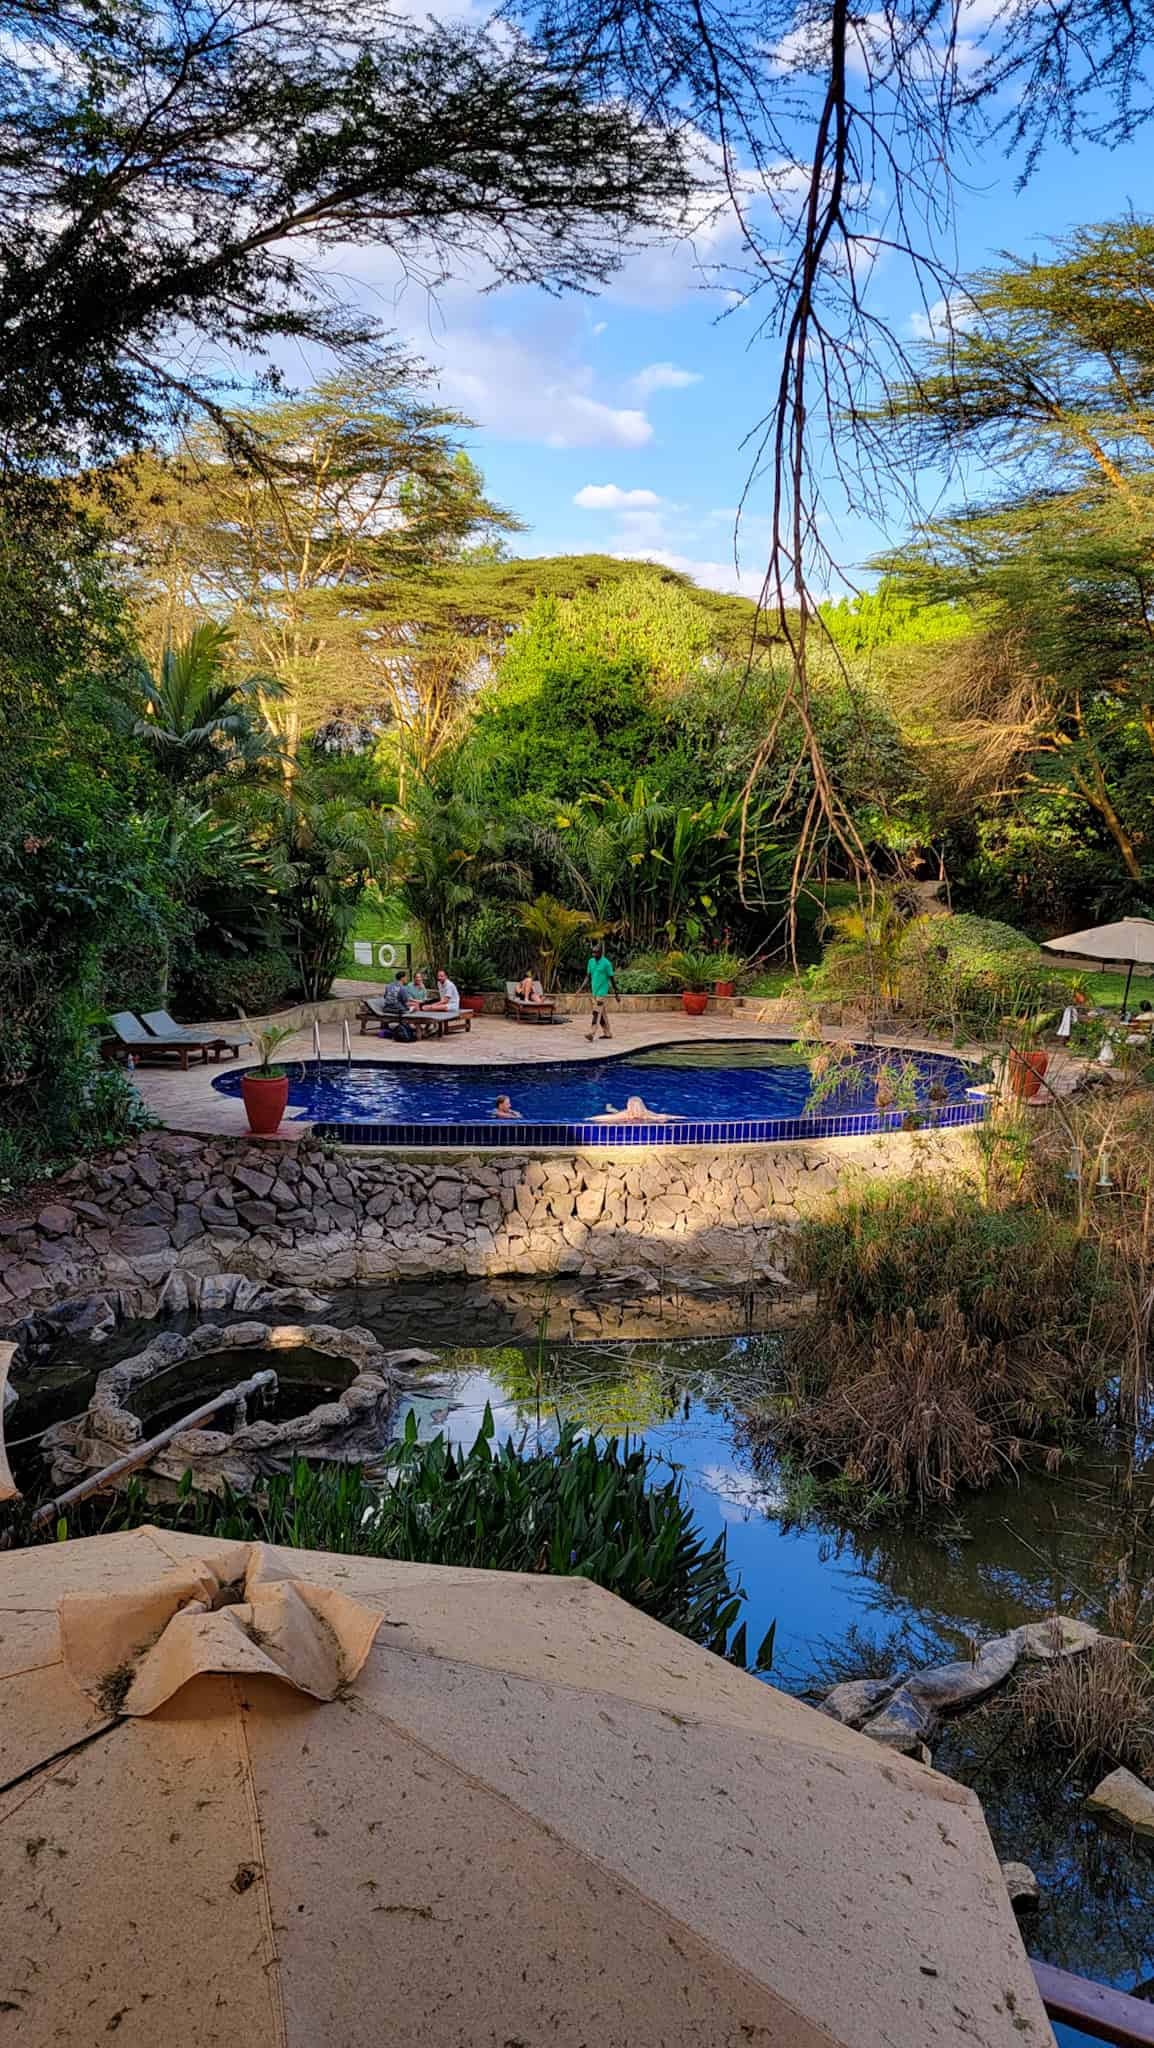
[[140, 1009, 250, 1060], [414, 1010, 472, 1038], [105, 1012, 207, 1070], [504, 981, 556, 1023]]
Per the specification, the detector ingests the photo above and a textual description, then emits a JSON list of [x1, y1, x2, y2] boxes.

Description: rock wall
[[0, 1124, 976, 1317]]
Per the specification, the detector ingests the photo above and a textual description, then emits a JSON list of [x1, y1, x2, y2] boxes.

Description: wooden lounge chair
[[104, 1012, 207, 1070], [357, 996, 409, 1036], [504, 980, 556, 1023], [411, 1009, 472, 1038], [140, 1009, 251, 1060]]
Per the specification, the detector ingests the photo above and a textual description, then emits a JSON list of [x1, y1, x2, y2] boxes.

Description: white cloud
[[575, 483, 662, 511], [613, 549, 769, 599], [630, 361, 702, 397], [908, 292, 979, 342], [416, 324, 653, 447], [591, 321, 608, 336]]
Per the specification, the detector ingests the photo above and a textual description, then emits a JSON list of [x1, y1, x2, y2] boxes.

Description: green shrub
[[172, 947, 294, 1019], [615, 967, 668, 994], [898, 913, 1065, 1038], [21, 1415, 773, 1669]]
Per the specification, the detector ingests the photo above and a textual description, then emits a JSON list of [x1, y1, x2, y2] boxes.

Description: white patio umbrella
[[0, 1527, 1052, 2047], [1041, 916, 1154, 1013]]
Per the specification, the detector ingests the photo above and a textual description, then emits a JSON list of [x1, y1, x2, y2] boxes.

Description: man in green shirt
[[582, 942, 619, 1041]]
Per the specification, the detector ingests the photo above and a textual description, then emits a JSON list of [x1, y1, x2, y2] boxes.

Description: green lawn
[[340, 892, 416, 982]]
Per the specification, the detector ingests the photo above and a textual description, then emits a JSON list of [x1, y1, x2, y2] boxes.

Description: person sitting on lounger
[[411, 969, 429, 999], [589, 1095, 673, 1123], [494, 1095, 521, 1119], [515, 972, 547, 1005], [382, 971, 418, 1016], [418, 968, 460, 1014]]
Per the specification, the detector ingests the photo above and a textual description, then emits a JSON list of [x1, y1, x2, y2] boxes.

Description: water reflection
[[396, 1329, 1154, 2007]]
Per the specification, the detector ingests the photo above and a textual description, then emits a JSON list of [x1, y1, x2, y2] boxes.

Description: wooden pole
[[1033, 1960, 1154, 2047], [29, 1368, 279, 1529]]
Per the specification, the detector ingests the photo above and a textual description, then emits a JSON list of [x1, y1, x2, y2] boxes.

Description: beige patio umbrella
[[0, 1526, 1052, 2048], [1042, 916, 1154, 1012]]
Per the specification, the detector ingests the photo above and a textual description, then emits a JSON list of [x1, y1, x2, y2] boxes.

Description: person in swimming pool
[[588, 1095, 672, 1123], [494, 1094, 521, 1118]]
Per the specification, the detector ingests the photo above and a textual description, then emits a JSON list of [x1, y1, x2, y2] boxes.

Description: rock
[[171, 1204, 204, 1250], [235, 1165, 275, 1200], [133, 1152, 163, 1190], [37, 1203, 75, 1236], [1015, 1615, 1101, 1661], [111, 1224, 171, 1256], [1000, 1862, 1040, 1910], [1086, 1767, 1154, 1841], [861, 1686, 938, 1756], [819, 1678, 901, 1729], [906, 1633, 1021, 1715], [237, 1200, 277, 1228]]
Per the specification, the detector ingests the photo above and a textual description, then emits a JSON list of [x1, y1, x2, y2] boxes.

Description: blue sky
[[312, 56, 1154, 602]]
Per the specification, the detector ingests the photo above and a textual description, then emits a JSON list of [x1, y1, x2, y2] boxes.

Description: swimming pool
[[212, 1039, 987, 1146]]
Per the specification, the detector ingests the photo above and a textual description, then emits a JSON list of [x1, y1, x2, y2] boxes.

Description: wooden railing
[[1033, 1962, 1154, 2046]]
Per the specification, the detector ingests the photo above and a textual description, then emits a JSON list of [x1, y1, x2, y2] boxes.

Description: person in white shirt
[[419, 968, 460, 1014]]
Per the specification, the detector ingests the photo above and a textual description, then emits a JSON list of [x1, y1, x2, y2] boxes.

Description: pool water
[[213, 1038, 982, 1143]]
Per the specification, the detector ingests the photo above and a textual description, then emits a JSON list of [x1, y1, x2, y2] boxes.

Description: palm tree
[[256, 787, 394, 999], [395, 794, 526, 967], [516, 895, 595, 991], [126, 622, 282, 784]]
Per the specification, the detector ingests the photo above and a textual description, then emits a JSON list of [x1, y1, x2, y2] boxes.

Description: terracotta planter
[[241, 1071, 289, 1135], [1009, 1048, 1049, 1100], [681, 991, 709, 1017], [460, 993, 486, 1015], [714, 979, 736, 998]]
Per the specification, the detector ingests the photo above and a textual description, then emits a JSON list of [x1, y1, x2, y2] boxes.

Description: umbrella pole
[[26, 1367, 278, 1529], [1123, 961, 1136, 1014]]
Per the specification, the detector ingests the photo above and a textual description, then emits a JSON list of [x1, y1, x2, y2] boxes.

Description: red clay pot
[[1009, 1049, 1049, 1101], [681, 991, 709, 1017], [241, 1072, 289, 1135], [714, 979, 736, 998], [460, 993, 486, 1015]]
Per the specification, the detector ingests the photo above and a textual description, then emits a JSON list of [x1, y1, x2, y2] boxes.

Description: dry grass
[[1015, 1638, 1154, 1778], [777, 1299, 1074, 1507]]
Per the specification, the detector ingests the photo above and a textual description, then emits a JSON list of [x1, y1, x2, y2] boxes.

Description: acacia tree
[[877, 222, 1154, 890], [117, 362, 515, 764], [0, 1, 691, 469]]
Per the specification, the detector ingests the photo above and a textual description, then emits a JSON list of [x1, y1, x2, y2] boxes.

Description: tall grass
[[20, 1411, 773, 1668], [770, 1177, 1120, 1513]]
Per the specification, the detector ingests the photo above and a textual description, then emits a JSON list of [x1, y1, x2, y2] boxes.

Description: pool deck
[[129, 991, 1000, 1140]]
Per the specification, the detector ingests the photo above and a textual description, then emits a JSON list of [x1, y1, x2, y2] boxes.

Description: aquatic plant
[[1014, 1638, 1154, 1778], [31, 1412, 774, 1670], [761, 1177, 1122, 1513]]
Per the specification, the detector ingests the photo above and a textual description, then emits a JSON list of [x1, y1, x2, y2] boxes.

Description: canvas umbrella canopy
[[0, 1525, 1052, 2048], [1041, 916, 1154, 1012]]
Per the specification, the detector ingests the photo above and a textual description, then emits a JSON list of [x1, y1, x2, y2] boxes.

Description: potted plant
[[666, 950, 717, 1017], [710, 950, 744, 999], [240, 1023, 297, 1135], [450, 951, 499, 1015], [1003, 1006, 1057, 1100]]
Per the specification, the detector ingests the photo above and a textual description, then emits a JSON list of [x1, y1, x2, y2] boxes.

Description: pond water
[[391, 1316, 1154, 2042], [16, 1274, 1152, 2036]]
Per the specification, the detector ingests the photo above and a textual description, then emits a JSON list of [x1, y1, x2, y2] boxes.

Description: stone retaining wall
[[0, 1124, 976, 1318]]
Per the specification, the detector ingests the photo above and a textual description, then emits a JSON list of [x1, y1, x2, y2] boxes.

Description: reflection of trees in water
[[937, 1708, 1154, 1990], [742, 1425, 1154, 1646], [444, 1336, 777, 1444]]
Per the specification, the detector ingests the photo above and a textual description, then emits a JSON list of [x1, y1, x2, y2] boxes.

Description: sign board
[[352, 939, 411, 972]]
